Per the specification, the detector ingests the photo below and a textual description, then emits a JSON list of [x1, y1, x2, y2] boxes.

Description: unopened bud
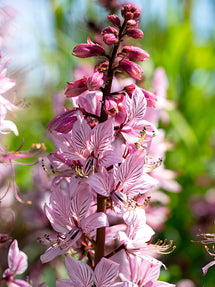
[[73, 38, 105, 58], [102, 26, 119, 45], [126, 28, 144, 39], [86, 71, 104, 91], [107, 14, 121, 28], [65, 78, 87, 98], [48, 110, 77, 133], [122, 46, 150, 61], [119, 59, 143, 80]]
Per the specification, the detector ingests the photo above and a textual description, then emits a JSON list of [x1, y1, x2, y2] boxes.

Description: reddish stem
[[95, 19, 128, 266], [94, 194, 106, 266]]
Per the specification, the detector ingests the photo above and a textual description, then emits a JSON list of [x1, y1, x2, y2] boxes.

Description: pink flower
[[113, 251, 175, 287], [119, 59, 143, 80], [48, 112, 121, 177], [40, 185, 108, 263], [73, 38, 105, 58], [2, 240, 31, 287], [87, 150, 158, 199], [119, 86, 157, 145], [56, 254, 128, 287]]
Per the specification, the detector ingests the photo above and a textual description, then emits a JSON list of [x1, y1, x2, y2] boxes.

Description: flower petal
[[8, 240, 28, 275], [94, 257, 119, 287], [65, 254, 93, 287]]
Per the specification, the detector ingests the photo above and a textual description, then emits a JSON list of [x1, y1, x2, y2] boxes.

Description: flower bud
[[102, 26, 119, 45], [142, 88, 157, 108], [121, 4, 141, 21], [65, 78, 87, 98], [126, 28, 144, 39], [119, 59, 143, 80], [107, 14, 121, 28], [127, 19, 139, 27], [73, 38, 105, 58], [48, 110, 77, 133], [122, 46, 149, 61], [86, 71, 104, 91], [104, 97, 126, 125], [124, 84, 136, 98]]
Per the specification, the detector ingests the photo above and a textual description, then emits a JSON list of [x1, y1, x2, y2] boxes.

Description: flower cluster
[[40, 4, 176, 286]]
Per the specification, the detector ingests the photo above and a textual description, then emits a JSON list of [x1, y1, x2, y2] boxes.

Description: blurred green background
[[2, 0, 215, 286]]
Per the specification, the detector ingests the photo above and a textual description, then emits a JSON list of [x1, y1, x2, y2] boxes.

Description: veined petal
[[94, 257, 119, 287], [40, 245, 70, 264], [45, 187, 73, 233], [138, 260, 161, 286], [115, 151, 146, 194], [120, 126, 140, 144], [87, 168, 113, 196], [65, 254, 93, 287], [71, 187, 92, 221], [125, 86, 147, 122], [90, 118, 114, 157], [71, 113, 91, 153], [81, 212, 109, 235]]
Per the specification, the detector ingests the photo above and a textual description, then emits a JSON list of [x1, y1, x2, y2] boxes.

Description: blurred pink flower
[[2, 240, 31, 287]]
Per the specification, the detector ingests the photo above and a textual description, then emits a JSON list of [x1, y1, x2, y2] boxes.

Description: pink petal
[[94, 257, 119, 287], [45, 187, 73, 233], [8, 240, 28, 275], [65, 254, 93, 287], [71, 113, 91, 153], [90, 118, 114, 157], [40, 245, 70, 264], [71, 187, 92, 221], [125, 86, 147, 122], [81, 212, 109, 235], [87, 168, 112, 196]]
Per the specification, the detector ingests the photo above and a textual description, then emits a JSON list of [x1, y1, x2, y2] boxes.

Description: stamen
[[149, 239, 176, 254], [144, 157, 162, 173]]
